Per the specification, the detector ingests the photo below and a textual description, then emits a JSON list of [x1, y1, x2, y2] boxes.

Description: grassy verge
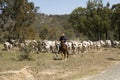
[[0, 44, 120, 80]]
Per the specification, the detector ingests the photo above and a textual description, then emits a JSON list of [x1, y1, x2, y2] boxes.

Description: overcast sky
[[28, 0, 120, 15]]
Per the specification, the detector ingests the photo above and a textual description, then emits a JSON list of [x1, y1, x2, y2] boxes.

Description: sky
[[28, 0, 120, 15]]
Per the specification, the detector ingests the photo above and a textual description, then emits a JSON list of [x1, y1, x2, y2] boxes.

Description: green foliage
[[0, 0, 36, 40], [69, 7, 87, 35], [33, 14, 75, 40], [0, 0, 120, 40], [111, 3, 120, 40], [69, 0, 120, 40], [8, 26, 39, 41], [18, 44, 33, 61]]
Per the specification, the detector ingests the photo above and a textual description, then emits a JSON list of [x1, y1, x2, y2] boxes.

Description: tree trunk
[[119, 29, 120, 40], [105, 29, 108, 40]]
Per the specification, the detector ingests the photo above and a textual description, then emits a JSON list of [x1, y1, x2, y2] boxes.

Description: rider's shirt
[[59, 36, 66, 42]]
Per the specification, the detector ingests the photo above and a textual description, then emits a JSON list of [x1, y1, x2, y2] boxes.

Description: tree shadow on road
[[106, 58, 120, 61], [117, 53, 120, 55]]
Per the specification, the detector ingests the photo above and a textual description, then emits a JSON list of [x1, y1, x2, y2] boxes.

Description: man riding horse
[[59, 33, 67, 45], [58, 33, 69, 59]]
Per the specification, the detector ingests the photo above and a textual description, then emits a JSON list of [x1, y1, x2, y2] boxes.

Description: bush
[[18, 44, 33, 61]]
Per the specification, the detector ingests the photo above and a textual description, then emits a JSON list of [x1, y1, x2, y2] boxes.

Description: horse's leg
[[61, 52, 64, 59], [55, 49, 60, 58], [63, 51, 65, 59], [67, 51, 69, 58], [65, 51, 69, 59], [55, 52, 58, 58]]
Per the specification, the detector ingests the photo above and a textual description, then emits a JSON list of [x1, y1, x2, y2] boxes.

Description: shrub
[[18, 44, 33, 61]]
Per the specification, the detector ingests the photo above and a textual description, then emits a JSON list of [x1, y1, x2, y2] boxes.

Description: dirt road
[[81, 61, 120, 80]]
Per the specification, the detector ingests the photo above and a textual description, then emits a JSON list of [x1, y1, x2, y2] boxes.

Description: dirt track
[[81, 61, 120, 80], [1, 61, 120, 80], [0, 66, 35, 80]]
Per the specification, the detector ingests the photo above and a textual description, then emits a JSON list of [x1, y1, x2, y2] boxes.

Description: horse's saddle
[[60, 42, 67, 50]]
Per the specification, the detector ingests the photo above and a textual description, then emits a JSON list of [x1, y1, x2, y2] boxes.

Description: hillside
[[32, 13, 69, 29], [31, 13, 75, 40]]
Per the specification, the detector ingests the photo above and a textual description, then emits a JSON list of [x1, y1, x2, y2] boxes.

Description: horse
[[57, 40, 69, 60]]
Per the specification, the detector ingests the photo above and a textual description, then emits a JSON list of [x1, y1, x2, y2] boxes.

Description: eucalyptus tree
[[86, 0, 104, 40], [0, 0, 36, 40], [100, 3, 112, 40], [111, 3, 120, 40], [0, 0, 15, 40], [69, 7, 87, 38], [69, 0, 118, 40]]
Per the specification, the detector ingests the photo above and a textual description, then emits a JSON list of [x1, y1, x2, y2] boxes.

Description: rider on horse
[[59, 33, 67, 47], [58, 33, 69, 59]]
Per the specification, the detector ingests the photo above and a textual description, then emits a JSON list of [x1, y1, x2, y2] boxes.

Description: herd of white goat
[[3, 39, 120, 54]]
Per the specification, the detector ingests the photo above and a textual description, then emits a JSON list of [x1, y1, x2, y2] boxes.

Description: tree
[[101, 7, 112, 40], [111, 3, 120, 40], [69, 7, 87, 38], [69, 0, 114, 40], [85, 0, 103, 40], [0, 0, 36, 40], [34, 6, 40, 13]]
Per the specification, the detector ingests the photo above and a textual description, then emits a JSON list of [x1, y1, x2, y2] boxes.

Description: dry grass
[[0, 44, 120, 80], [30, 48, 120, 80]]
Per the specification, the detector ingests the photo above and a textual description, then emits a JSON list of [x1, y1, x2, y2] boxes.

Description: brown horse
[[58, 41, 69, 60]]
